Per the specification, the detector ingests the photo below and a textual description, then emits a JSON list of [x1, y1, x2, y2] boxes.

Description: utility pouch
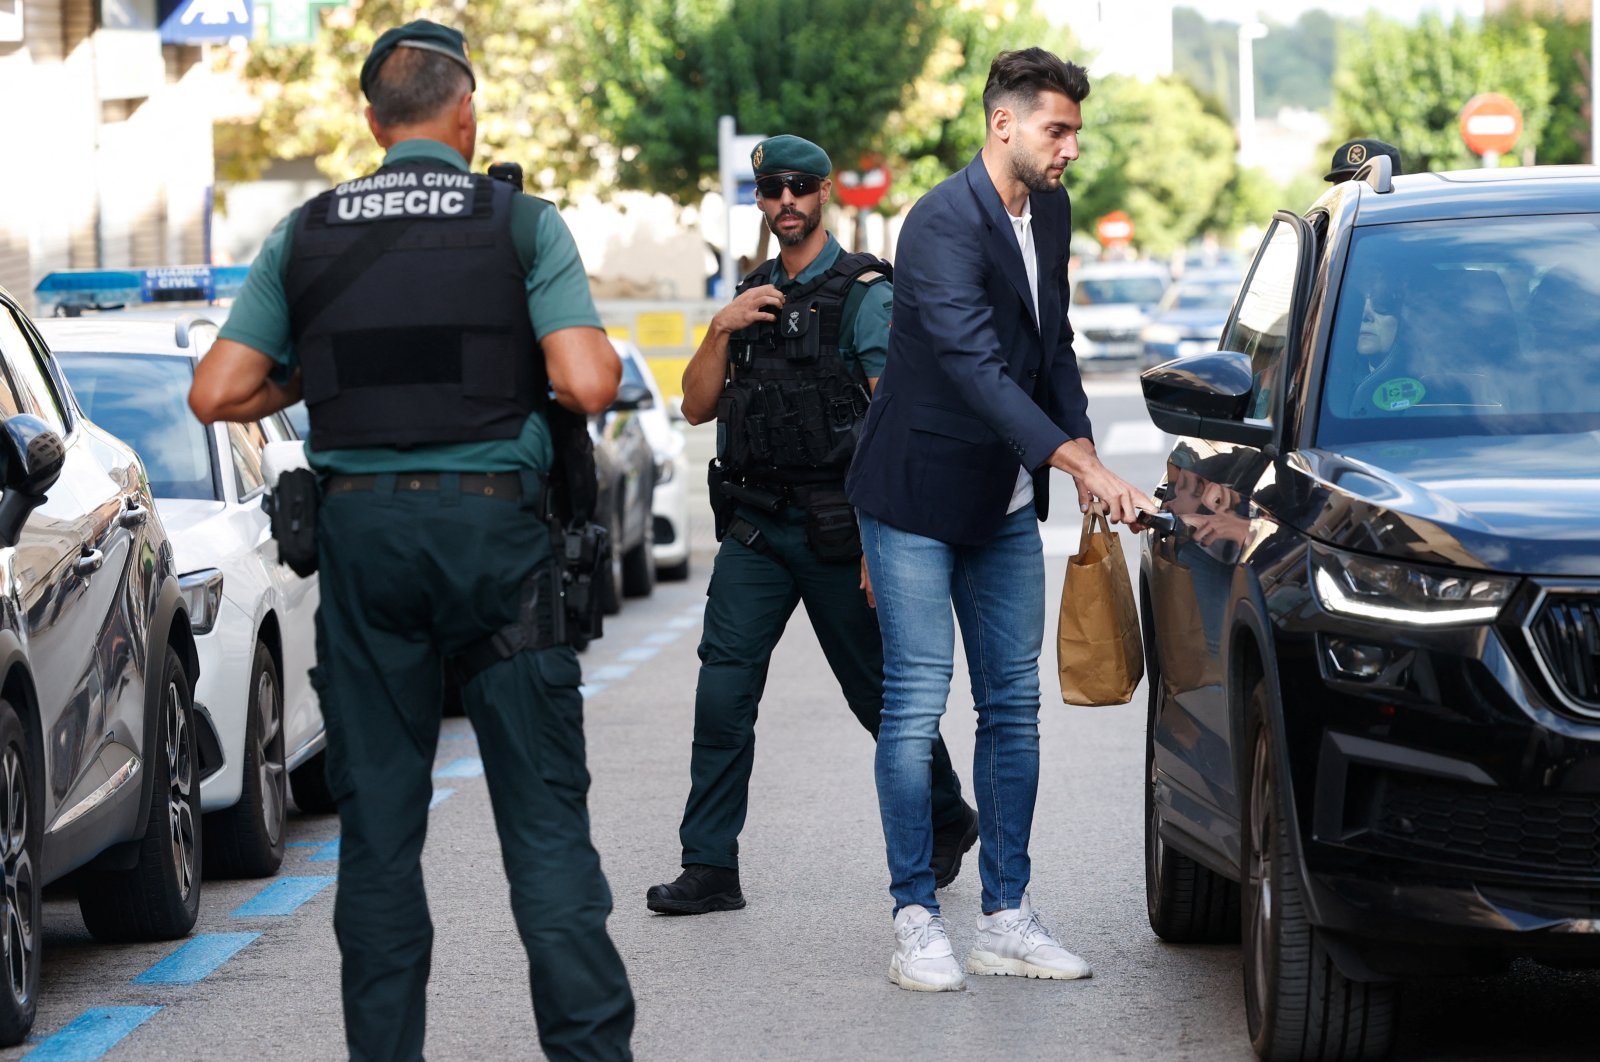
[[715, 386, 756, 469], [557, 520, 608, 648], [265, 468, 320, 577], [708, 459, 737, 541], [778, 300, 819, 362], [800, 489, 861, 562]]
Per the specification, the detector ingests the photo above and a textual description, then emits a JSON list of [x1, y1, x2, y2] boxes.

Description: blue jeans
[[860, 508, 1045, 916]]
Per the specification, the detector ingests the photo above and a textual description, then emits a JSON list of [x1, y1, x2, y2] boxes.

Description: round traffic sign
[[1095, 210, 1134, 245], [1459, 93, 1523, 156], [835, 157, 892, 210]]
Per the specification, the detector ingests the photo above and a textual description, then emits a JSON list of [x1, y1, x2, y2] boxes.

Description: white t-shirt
[[1006, 206, 1040, 515]]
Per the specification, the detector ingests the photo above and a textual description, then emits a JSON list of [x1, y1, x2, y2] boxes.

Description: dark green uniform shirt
[[220, 139, 601, 474]]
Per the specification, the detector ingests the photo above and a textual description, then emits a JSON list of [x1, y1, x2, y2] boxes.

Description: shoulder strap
[[786, 252, 892, 302], [734, 259, 776, 295]]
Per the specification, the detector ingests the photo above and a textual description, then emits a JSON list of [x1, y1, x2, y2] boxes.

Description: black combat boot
[[931, 802, 979, 888], [646, 864, 746, 915]]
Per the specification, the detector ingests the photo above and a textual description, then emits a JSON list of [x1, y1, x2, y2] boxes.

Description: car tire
[[1145, 676, 1240, 943], [202, 642, 286, 879], [0, 698, 41, 1047], [79, 646, 201, 942], [1242, 678, 1398, 1062], [658, 554, 690, 582], [622, 531, 656, 598], [289, 752, 339, 815]]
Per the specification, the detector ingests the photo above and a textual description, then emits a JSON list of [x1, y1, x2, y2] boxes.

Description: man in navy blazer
[[846, 47, 1154, 993]]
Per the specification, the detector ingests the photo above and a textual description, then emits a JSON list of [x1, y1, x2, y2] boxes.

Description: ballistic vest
[[284, 159, 541, 451], [718, 252, 890, 486]]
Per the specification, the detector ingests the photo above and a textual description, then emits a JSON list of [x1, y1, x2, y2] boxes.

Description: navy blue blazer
[[846, 154, 1093, 545]]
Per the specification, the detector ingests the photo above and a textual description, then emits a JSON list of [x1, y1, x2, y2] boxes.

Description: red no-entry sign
[[1095, 211, 1134, 245], [1459, 93, 1523, 156], [836, 158, 892, 210]]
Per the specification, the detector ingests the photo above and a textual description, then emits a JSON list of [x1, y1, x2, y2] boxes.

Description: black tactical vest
[[716, 252, 890, 485], [284, 159, 541, 451]]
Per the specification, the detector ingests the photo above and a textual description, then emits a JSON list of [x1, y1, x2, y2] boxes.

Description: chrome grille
[[1083, 328, 1140, 343]]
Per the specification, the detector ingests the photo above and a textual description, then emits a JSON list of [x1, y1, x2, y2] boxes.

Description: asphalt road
[[6, 374, 1598, 1061]]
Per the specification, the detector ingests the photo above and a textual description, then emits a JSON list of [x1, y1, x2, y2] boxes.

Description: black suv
[[1139, 161, 1600, 1060]]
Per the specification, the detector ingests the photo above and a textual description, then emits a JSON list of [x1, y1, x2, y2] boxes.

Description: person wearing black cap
[[1326, 138, 1402, 183], [645, 134, 977, 916], [189, 19, 634, 1060]]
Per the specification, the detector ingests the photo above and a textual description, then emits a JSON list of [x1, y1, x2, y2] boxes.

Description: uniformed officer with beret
[[189, 20, 633, 1060], [646, 134, 976, 916], [1326, 138, 1402, 183]]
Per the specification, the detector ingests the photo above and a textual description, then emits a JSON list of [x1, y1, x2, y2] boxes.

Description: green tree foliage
[[1173, 7, 1343, 119], [1331, 13, 1553, 173], [217, 1, 595, 196], [1063, 76, 1241, 256], [1488, 9, 1592, 164], [570, 0, 941, 204]]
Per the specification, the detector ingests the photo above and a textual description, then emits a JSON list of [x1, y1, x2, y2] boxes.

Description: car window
[[0, 315, 26, 421], [228, 421, 268, 498], [261, 410, 298, 444], [55, 352, 218, 499], [0, 309, 68, 432], [1318, 214, 1600, 445], [1221, 220, 1299, 423], [619, 353, 648, 390], [1164, 278, 1240, 312], [1073, 276, 1168, 306]]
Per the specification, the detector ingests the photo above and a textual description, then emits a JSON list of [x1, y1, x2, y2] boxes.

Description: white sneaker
[[889, 905, 967, 992], [966, 894, 1092, 980]]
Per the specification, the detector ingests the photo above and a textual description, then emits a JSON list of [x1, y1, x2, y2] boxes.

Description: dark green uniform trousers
[[682, 503, 967, 868], [314, 476, 633, 1062]]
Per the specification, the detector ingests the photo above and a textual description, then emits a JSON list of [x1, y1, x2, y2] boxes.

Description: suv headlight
[[1309, 544, 1515, 627], [179, 569, 224, 635], [654, 456, 675, 485]]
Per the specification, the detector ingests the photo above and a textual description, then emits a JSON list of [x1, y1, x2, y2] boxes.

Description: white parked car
[[612, 339, 690, 580], [39, 316, 331, 879], [1068, 260, 1171, 363]]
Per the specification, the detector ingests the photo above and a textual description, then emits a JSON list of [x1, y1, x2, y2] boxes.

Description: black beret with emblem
[[1325, 138, 1402, 183], [751, 135, 832, 179], [361, 19, 476, 99]]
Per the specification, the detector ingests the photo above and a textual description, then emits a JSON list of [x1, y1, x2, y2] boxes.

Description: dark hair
[[981, 47, 1090, 121], [367, 47, 471, 127]]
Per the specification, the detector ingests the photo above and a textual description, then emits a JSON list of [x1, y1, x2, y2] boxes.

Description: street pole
[[718, 115, 738, 300], [1237, 22, 1269, 167]]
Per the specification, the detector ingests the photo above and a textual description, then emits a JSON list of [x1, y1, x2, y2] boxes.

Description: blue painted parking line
[[588, 664, 634, 681], [132, 933, 260, 986], [618, 646, 659, 662], [439, 733, 477, 742], [231, 876, 336, 918], [23, 1006, 162, 1061], [429, 787, 456, 810], [433, 757, 484, 779], [644, 631, 681, 645], [285, 841, 322, 848], [579, 683, 605, 699], [309, 839, 340, 863]]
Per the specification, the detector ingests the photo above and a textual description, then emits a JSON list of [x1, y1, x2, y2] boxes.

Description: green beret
[[361, 20, 476, 99], [751, 135, 832, 179], [1325, 138, 1402, 182]]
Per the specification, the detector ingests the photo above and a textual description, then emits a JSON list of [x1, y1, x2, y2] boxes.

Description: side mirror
[[609, 383, 654, 413], [261, 439, 310, 489], [1140, 350, 1274, 447], [0, 414, 67, 547]]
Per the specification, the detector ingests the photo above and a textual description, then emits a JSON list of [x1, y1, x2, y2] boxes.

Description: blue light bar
[[34, 265, 251, 317]]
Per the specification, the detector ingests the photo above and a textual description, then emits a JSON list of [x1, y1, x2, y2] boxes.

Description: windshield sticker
[[1371, 377, 1425, 412]]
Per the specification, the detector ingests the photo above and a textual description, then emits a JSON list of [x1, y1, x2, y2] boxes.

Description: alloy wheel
[[0, 745, 31, 1011], [1245, 725, 1275, 1026], [164, 680, 195, 901], [254, 668, 285, 848]]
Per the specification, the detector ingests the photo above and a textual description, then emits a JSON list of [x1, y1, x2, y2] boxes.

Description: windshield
[[1073, 275, 1167, 307], [1316, 215, 1600, 446], [55, 353, 218, 500], [1164, 277, 1239, 312]]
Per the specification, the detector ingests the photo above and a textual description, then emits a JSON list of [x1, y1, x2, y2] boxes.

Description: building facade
[[0, 0, 216, 309]]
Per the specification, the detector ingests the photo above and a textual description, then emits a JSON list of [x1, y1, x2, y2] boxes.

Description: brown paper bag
[[1057, 508, 1143, 706]]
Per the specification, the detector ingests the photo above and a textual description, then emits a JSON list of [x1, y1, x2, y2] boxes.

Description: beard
[[767, 202, 822, 247], [1010, 151, 1062, 194]]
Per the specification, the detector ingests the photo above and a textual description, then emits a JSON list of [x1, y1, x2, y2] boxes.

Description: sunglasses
[[755, 173, 822, 199]]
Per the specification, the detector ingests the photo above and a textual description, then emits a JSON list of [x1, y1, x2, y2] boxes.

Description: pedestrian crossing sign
[[158, 0, 252, 42]]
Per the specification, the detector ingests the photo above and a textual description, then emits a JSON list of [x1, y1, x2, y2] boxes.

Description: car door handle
[[75, 548, 104, 575], [118, 503, 148, 529], [1137, 510, 1180, 536]]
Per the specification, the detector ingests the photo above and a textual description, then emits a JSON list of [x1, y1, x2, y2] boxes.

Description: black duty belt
[[325, 472, 526, 501]]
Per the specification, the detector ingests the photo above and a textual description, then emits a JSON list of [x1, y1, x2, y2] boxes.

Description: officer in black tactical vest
[[646, 135, 977, 916], [188, 20, 633, 1060]]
